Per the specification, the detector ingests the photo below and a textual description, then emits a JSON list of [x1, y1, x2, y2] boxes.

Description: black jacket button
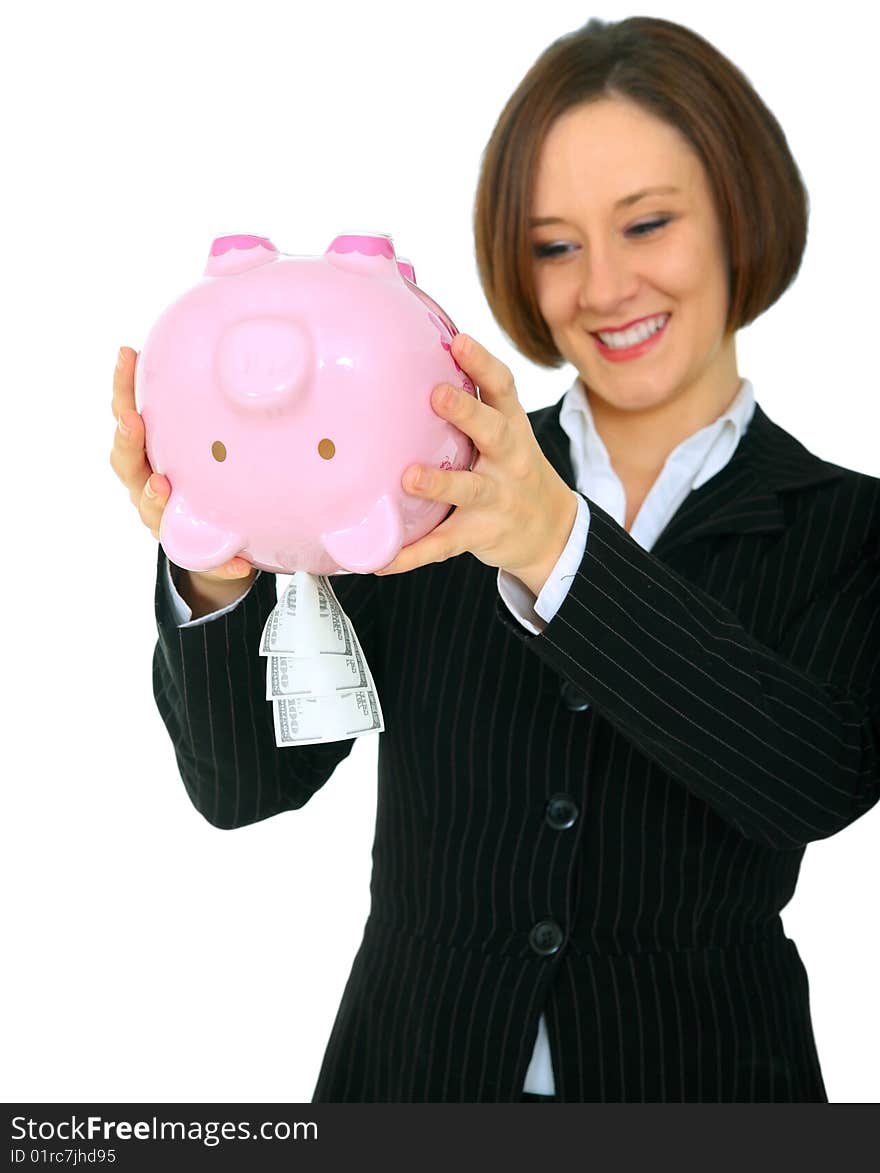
[[529, 920, 564, 956], [560, 680, 590, 711], [545, 793, 579, 830]]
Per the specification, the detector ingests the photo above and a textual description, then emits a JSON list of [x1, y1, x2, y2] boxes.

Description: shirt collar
[[558, 375, 756, 491]]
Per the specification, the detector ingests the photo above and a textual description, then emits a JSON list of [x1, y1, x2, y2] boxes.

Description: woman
[[111, 16, 880, 1101]]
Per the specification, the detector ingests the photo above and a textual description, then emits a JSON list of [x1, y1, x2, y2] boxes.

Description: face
[[529, 95, 739, 436]]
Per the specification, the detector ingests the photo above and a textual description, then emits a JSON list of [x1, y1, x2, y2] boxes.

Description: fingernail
[[144, 475, 157, 498], [117, 348, 126, 369], [117, 412, 130, 437]]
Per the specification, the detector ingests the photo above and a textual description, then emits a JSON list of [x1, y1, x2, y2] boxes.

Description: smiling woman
[[524, 94, 741, 504], [474, 19, 806, 367], [131, 13, 880, 1106], [472, 21, 811, 514]]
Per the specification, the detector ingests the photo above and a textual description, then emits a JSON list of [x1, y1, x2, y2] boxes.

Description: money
[[259, 572, 355, 656], [265, 637, 370, 700], [259, 571, 385, 747], [272, 687, 383, 747]]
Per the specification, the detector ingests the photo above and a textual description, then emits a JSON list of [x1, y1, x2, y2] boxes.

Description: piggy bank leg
[[160, 491, 246, 573], [322, 496, 404, 574]]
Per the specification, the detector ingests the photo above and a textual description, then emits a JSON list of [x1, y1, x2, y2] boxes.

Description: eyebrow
[[529, 186, 681, 227]]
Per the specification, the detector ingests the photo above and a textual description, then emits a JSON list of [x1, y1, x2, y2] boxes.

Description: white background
[[4, 0, 878, 1103]]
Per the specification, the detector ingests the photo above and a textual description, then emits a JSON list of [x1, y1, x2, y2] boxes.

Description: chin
[[583, 371, 686, 413]]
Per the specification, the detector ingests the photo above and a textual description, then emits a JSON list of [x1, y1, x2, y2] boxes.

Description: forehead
[[531, 97, 704, 210]]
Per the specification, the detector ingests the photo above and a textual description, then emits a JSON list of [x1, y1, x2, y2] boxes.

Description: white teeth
[[597, 313, 669, 349]]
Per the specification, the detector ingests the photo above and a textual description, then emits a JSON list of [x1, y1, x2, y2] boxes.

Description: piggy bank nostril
[[318, 438, 335, 460], [212, 440, 227, 462]]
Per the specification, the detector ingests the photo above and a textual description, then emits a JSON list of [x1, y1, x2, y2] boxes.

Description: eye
[[318, 438, 335, 460], [211, 441, 227, 462], [532, 242, 571, 259], [628, 217, 670, 237], [532, 217, 671, 260]]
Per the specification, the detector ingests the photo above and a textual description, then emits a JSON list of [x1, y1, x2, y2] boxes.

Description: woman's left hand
[[374, 333, 578, 595]]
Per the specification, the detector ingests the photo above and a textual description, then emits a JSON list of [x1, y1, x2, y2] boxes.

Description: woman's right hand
[[110, 346, 258, 614]]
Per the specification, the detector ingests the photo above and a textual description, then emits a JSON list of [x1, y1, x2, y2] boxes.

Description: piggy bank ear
[[324, 232, 402, 279], [216, 317, 313, 412], [204, 234, 279, 277], [322, 495, 404, 573]]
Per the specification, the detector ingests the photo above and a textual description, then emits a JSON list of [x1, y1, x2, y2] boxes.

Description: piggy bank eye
[[318, 438, 335, 460], [212, 441, 227, 462]]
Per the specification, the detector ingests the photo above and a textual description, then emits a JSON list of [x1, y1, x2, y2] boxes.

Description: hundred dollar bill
[[272, 686, 384, 747], [259, 571, 354, 657], [266, 636, 371, 700], [260, 569, 385, 745]]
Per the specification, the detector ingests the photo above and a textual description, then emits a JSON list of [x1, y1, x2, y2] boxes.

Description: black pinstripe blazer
[[151, 393, 880, 1102]]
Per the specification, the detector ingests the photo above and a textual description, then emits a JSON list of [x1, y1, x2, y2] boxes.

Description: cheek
[[534, 268, 579, 324], [664, 222, 728, 301], [660, 248, 724, 316]]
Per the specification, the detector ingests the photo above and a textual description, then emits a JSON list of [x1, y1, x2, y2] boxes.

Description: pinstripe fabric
[[151, 395, 880, 1101]]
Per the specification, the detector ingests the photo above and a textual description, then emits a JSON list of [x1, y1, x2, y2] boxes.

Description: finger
[[191, 556, 258, 582], [375, 519, 459, 576], [218, 556, 258, 579], [403, 462, 491, 509], [111, 346, 138, 420], [430, 382, 512, 458], [450, 333, 520, 417], [110, 405, 154, 502], [138, 471, 171, 539]]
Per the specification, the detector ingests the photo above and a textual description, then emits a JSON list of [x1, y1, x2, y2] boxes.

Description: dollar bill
[[261, 570, 385, 747], [259, 572, 354, 657], [266, 637, 370, 700], [272, 686, 384, 747]]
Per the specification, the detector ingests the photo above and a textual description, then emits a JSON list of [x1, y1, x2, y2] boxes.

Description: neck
[[582, 352, 742, 483]]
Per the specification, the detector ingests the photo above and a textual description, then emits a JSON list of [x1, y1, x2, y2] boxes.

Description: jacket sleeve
[[151, 545, 382, 830], [494, 497, 880, 849]]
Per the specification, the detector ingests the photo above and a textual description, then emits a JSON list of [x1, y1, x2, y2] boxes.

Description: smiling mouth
[[588, 312, 671, 342]]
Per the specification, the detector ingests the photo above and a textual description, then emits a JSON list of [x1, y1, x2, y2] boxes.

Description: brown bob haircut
[[473, 15, 809, 368]]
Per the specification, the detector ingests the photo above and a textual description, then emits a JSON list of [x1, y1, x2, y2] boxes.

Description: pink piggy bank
[[134, 231, 477, 575]]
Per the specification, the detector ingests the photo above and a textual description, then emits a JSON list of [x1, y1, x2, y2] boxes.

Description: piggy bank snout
[[216, 316, 313, 412]]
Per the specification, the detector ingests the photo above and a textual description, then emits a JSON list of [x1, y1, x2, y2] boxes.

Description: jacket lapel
[[532, 394, 845, 561]]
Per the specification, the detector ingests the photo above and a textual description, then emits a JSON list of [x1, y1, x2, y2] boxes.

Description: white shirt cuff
[[497, 492, 590, 634], [163, 555, 263, 627]]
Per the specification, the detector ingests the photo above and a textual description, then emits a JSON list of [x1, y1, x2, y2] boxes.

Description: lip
[[590, 312, 669, 333], [591, 313, 670, 363]]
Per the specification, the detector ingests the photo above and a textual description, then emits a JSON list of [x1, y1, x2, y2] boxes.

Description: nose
[[576, 239, 641, 317]]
